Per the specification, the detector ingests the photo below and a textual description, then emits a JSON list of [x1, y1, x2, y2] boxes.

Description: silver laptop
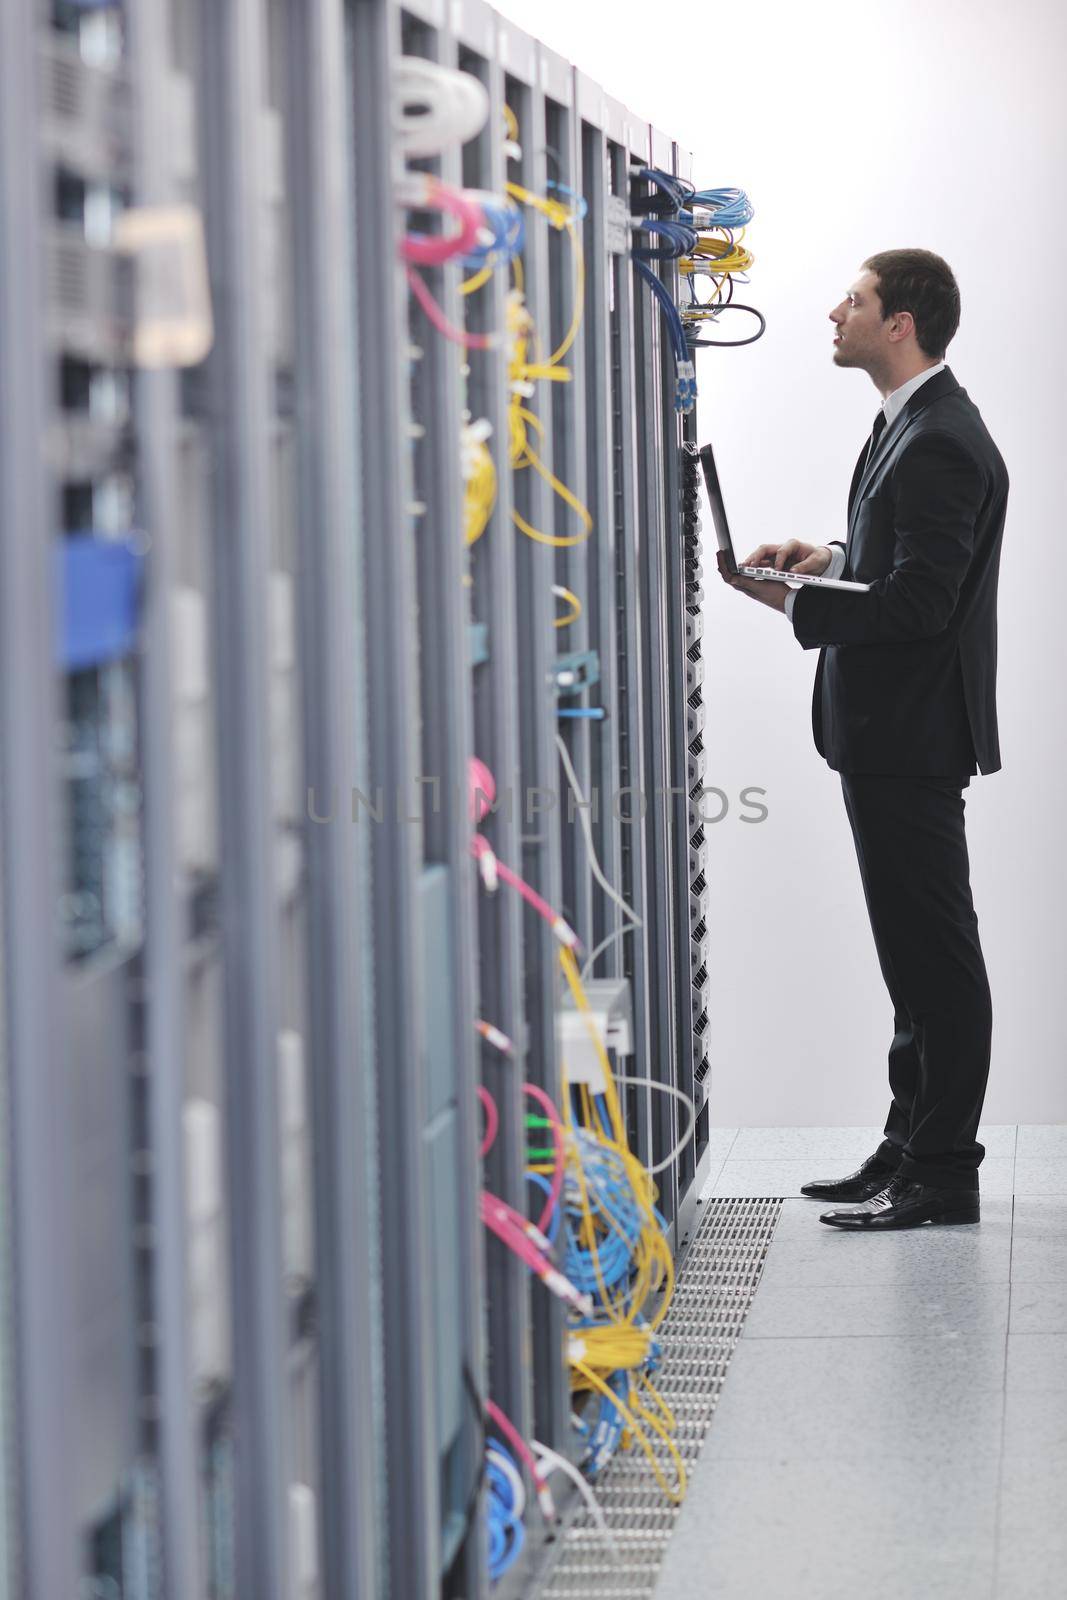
[[699, 441, 870, 592]]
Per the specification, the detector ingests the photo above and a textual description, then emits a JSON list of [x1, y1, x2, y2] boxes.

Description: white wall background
[[496, 0, 1067, 1124]]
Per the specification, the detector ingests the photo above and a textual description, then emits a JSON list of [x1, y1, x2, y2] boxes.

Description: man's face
[[829, 270, 886, 370]]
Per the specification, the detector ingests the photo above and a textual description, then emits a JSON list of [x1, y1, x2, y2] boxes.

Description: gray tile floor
[[653, 1125, 1067, 1600]]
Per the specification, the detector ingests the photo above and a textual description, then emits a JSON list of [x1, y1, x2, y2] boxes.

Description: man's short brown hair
[[862, 248, 961, 361]]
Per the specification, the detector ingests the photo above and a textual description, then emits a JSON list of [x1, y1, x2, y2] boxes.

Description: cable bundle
[[485, 1441, 524, 1579], [632, 217, 700, 261], [678, 197, 766, 347], [503, 176, 594, 547], [632, 166, 696, 216], [392, 57, 489, 158], [458, 193, 525, 309], [633, 260, 695, 413], [479, 1081, 589, 1315], [486, 1441, 525, 1580], [461, 419, 496, 547], [561, 1129, 657, 1306], [553, 946, 688, 1505], [629, 171, 766, 374], [688, 186, 753, 229], [628, 163, 698, 411], [398, 174, 500, 351]]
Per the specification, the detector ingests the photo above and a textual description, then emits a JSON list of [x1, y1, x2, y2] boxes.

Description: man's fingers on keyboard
[[743, 543, 779, 568]]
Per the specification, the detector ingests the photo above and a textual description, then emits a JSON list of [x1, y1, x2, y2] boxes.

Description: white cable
[[580, 924, 628, 982], [555, 733, 642, 981], [393, 57, 489, 158], [612, 1074, 697, 1176], [531, 1442, 623, 1566]]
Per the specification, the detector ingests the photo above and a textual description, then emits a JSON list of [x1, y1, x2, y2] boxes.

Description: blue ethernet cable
[[690, 186, 753, 228], [525, 1170, 563, 1244], [546, 180, 589, 221], [486, 1444, 526, 1582], [633, 166, 695, 216], [632, 218, 700, 261], [461, 198, 525, 269], [633, 260, 695, 412]]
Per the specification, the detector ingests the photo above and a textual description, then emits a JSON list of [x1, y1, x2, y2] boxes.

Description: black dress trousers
[[839, 772, 993, 1190]]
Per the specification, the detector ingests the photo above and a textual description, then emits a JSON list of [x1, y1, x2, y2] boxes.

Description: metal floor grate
[[534, 1195, 784, 1599]]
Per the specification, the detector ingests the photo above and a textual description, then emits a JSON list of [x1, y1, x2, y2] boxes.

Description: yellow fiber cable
[[460, 262, 494, 297], [463, 437, 496, 547], [559, 946, 676, 1330], [553, 586, 582, 629], [505, 180, 585, 369], [550, 946, 690, 1503], [688, 236, 754, 274], [570, 1359, 686, 1504], [503, 235, 593, 548]]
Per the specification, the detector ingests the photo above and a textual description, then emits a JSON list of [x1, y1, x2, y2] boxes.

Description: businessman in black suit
[[718, 248, 1009, 1230]]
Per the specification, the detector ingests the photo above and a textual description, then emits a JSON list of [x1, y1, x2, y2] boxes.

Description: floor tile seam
[[711, 1375, 1011, 1400], [743, 1329, 1012, 1341], [991, 1192, 1015, 1593], [733, 1325, 1015, 1345], [693, 1447, 1008, 1471], [755, 1286, 1017, 1299]]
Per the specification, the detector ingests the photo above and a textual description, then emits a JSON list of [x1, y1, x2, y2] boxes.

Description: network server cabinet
[[0, 2, 713, 1598], [3, 2, 387, 1598], [361, 4, 714, 1594]]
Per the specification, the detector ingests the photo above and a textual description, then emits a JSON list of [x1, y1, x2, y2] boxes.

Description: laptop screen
[[699, 442, 737, 574]]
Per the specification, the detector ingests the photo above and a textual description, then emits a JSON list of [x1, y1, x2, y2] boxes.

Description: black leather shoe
[[800, 1152, 899, 1203], [819, 1174, 980, 1230]]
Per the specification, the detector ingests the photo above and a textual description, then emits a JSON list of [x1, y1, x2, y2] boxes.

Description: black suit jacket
[[791, 366, 1008, 776]]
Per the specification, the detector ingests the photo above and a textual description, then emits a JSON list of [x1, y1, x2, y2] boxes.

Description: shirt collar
[[882, 360, 946, 429]]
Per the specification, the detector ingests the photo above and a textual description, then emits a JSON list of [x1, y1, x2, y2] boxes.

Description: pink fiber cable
[[469, 756, 496, 823], [522, 1081, 565, 1236], [468, 759, 579, 949], [481, 1192, 547, 1271], [470, 834, 580, 951], [480, 1190, 590, 1316], [483, 1190, 590, 1308], [405, 266, 496, 350], [475, 1018, 515, 1055], [477, 1085, 499, 1159], [400, 179, 483, 265], [486, 1397, 556, 1522]]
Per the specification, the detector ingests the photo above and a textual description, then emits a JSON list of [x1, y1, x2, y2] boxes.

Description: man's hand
[[717, 540, 836, 615], [741, 540, 833, 576], [716, 549, 792, 612]]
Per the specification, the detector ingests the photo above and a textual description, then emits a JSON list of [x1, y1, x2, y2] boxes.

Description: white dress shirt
[[783, 362, 946, 620]]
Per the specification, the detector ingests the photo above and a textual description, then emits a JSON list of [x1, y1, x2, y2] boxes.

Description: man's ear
[[889, 309, 916, 344]]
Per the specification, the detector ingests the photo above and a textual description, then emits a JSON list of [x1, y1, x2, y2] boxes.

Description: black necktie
[[865, 409, 887, 470]]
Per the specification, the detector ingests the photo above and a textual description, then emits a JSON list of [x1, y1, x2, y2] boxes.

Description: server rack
[[0, 2, 717, 1596]]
